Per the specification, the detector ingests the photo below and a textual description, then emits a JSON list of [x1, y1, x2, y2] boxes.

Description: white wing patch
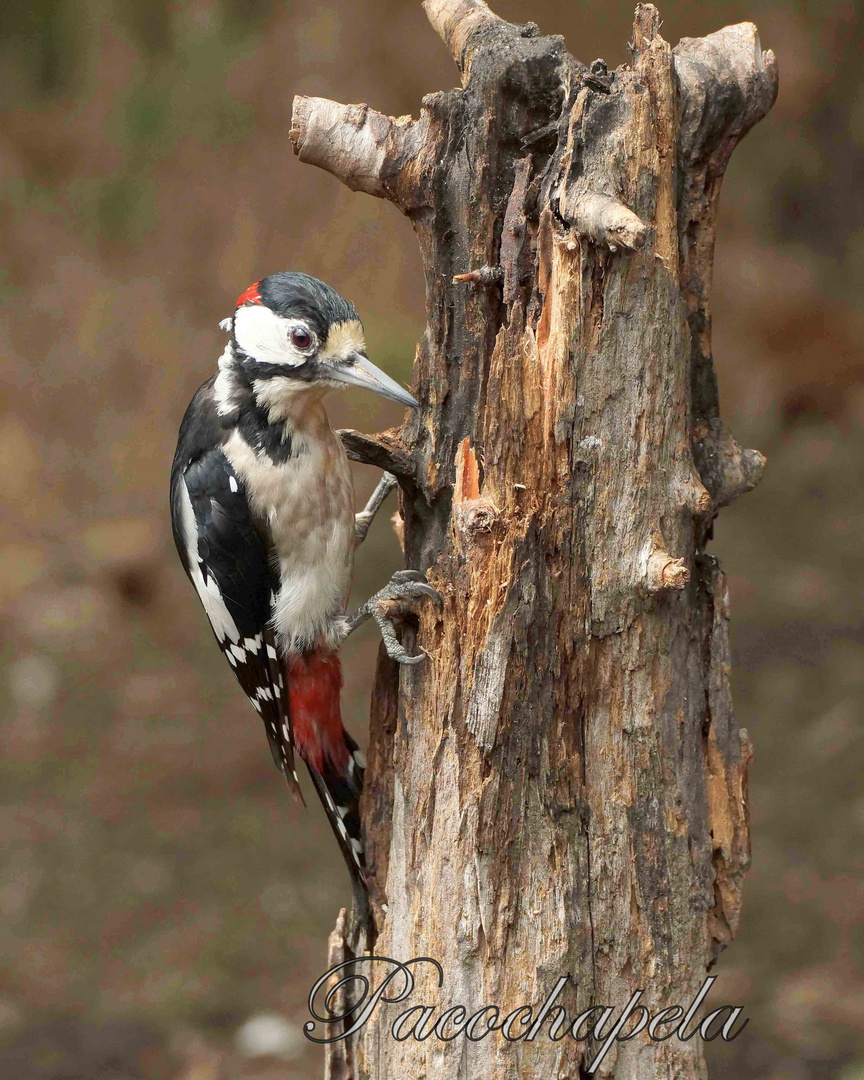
[[177, 479, 241, 645]]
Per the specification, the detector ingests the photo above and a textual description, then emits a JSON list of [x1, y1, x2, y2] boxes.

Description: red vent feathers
[[286, 650, 347, 774]]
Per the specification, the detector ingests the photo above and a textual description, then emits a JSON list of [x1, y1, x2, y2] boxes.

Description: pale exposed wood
[[321, 909, 353, 1080], [423, 0, 509, 82], [293, 3, 777, 1076], [290, 98, 427, 211], [645, 539, 691, 594], [563, 189, 649, 252]]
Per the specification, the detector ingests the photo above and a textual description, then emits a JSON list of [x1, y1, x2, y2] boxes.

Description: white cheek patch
[[233, 305, 310, 368]]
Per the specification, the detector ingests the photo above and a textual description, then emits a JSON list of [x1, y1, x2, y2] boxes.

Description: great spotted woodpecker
[[170, 272, 438, 936]]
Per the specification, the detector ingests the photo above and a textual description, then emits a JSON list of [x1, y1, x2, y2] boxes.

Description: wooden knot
[[454, 499, 498, 534], [644, 535, 690, 593], [675, 476, 712, 515], [653, 556, 690, 591], [691, 419, 766, 508]]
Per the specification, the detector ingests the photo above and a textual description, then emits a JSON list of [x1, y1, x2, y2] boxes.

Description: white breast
[[223, 412, 355, 654]]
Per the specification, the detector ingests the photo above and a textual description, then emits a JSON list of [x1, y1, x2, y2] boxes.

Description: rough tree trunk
[[290, 3, 776, 1077]]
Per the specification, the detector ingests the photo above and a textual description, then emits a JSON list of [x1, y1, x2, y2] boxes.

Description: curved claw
[[390, 646, 427, 666], [374, 613, 427, 665], [386, 570, 442, 606], [345, 567, 441, 663]]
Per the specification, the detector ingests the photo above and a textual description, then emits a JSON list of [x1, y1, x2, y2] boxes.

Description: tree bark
[[291, 3, 776, 1077]]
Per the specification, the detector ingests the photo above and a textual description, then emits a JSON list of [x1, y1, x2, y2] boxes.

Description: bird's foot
[[345, 570, 442, 665]]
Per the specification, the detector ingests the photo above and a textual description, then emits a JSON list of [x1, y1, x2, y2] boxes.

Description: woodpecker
[[170, 272, 438, 939]]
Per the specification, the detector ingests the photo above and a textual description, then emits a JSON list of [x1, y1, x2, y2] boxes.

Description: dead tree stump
[[291, 3, 776, 1077]]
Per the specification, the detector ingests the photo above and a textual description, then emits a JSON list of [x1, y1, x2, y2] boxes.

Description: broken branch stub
[[290, 97, 427, 212], [676, 22, 779, 173], [423, 0, 522, 82], [293, 3, 776, 1077], [674, 23, 779, 425], [337, 428, 415, 482], [645, 539, 692, 594], [693, 418, 767, 509], [563, 189, 649, 252]]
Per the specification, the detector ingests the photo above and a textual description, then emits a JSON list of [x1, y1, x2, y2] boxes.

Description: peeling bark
[[293, 3, 776, 1077]]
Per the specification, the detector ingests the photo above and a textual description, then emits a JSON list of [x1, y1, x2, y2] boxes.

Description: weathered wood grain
[[291, 3, 776, 1076]]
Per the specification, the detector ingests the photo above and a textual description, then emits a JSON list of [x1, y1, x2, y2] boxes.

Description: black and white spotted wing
[[170, 388, 300, 799]]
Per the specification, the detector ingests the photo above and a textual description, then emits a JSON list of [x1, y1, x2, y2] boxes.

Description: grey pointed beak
[[326, 353, 419, 409]]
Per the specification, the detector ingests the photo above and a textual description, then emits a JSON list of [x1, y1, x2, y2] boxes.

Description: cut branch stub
[[674, 22, 779, 423], [452, 265, 503, 286], [290, 98, 427, 212], [675, 22, 778, 173], [423, 0, 518, 82], [562, 189, 649, 253], [644, 535, 691, 593], [553, 48, 655, 255]]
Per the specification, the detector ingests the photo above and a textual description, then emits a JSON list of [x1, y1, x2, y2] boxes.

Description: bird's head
[[221, 272, 418, 411]]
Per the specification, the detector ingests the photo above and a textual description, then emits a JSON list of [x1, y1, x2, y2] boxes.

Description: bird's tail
[[284, 650, 370, 935]]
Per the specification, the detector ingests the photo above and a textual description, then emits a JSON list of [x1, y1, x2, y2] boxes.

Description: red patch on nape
[[235, 280, 262, 307], [286, 650, 348, 775]]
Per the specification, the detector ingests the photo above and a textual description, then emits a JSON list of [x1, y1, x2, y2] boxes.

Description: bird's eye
[[291, 328, 312, 350]]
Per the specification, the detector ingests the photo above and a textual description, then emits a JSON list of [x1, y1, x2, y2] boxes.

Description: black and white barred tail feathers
[[306, 738, 373, 944], [304, 733, 367, 887]]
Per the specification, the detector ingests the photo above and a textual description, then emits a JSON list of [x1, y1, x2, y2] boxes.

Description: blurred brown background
[[1, 0, 862, 1077]]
